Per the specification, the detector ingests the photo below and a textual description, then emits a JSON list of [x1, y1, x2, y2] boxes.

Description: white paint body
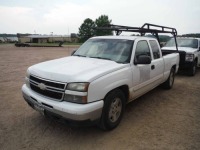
[[22, 36, 179, 122]]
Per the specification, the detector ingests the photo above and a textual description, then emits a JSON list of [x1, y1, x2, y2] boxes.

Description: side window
[[135, 40, 151, 61], [198, 40, 200, 51], [199, 40, 200, 48], [149, 40, 161, 59]]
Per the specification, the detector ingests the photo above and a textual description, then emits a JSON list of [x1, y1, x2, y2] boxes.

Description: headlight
[[185, 54, 194, 62], [66, 83, 89, 92], [64, 83, 89, 104], [25, 69, 30, 88]]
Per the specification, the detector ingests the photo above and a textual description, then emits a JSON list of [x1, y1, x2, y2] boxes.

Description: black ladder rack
[[95, 23, 178, 51]]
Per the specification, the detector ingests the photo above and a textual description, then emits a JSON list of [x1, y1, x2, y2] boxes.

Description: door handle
[[151, 65, 155, 70]]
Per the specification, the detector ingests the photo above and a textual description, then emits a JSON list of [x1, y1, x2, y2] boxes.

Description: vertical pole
[[155, 33, 161, 47], [174, 34, 178, 51]]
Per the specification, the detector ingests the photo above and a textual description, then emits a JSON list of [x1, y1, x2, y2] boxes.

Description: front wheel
[[99, 89, 125, 130], [188, 61, 197, 76], [162, 67, 175, 89]]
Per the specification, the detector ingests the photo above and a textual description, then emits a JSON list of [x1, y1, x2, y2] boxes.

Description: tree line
[[78, 15, 200, 42], [78, 15, 112, 42], [181, 33, 200, 38]]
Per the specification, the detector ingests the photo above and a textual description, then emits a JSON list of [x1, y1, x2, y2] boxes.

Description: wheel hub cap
[[109, 98, 122, 123]]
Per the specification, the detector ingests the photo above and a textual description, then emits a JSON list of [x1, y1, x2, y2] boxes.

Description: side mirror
[[135, 55, 151, 65], [199, 47, 200, 51], [71, 50, 77, 56]]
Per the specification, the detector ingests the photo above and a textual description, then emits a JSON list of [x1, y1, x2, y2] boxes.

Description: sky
[[0, 0, 200, 35]]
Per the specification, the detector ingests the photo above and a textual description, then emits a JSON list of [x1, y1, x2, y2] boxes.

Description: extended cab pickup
[[162, 37, 200, 76], [22, 36, 179, 129], [22, 35, 179, 130]]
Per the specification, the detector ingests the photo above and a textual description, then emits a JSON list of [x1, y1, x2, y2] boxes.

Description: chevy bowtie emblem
[[38, 83, 47, 90]]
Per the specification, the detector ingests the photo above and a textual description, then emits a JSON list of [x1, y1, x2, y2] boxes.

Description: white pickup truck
[[22, 35, 179, 130], [162, 37, 200, 76]]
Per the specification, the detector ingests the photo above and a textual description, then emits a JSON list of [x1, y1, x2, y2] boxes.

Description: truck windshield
[[165, 38, 198, 48], [73, 39, 134, 63]]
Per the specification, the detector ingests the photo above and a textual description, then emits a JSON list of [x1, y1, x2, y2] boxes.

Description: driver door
[[130, 40, 153, 99]]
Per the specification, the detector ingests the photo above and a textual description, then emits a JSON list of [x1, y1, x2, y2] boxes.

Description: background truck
[[162, 37, 200, 76], [22, 23, 179, 130]]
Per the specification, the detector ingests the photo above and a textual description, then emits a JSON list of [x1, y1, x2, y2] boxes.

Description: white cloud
[[0, 6, 36, 33], [0, 0, 200, 34], [41, 2, 99, 34]]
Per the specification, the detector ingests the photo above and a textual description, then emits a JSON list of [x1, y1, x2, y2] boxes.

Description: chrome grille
[[29, 75, 66, 101]]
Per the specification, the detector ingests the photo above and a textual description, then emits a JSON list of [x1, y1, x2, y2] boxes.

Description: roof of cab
[[90, 36, 155, 41]]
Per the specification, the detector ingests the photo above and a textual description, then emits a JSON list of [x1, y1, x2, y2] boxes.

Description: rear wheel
[[188, 61, 197, 76], [99, 89, 125, 130], [162, 67, 175, 89]]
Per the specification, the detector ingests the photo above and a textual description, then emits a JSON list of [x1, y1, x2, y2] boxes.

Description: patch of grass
[[63, 42, 83, 46], [0, 43, 14, 45], [30, 43, 59, 46]]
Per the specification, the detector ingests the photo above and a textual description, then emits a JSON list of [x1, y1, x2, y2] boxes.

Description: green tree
[[95, 15, 113, 36], [78, 18, 96, 42], [181, 33, 200, 38]]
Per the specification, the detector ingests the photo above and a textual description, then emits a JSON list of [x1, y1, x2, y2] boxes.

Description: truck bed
[[162, 49, 185, 66]]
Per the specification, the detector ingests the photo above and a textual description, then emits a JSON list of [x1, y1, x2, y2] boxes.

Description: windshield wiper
[[89, 56, 128, 64], [115, 61, 128, 64], [73, 54, 86, 57], [89, 56, 111, 60]]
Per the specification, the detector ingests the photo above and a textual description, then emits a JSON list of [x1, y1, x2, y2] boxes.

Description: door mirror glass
[[135, 55, 151, 65]]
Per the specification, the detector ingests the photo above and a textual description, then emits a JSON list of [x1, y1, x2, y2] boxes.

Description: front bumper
[[179, 61, 194, 70], [22, 84, 104, 124]]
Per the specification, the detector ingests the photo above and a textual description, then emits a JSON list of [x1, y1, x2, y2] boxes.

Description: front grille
[[30, 75, 65, 89], [29, 75, 66, 101], [178, 51, 186, 65]]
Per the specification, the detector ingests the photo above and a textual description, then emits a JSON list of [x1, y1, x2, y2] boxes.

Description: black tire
[[99, 89, 125, 130], [188, 61, 197, 76], [162, 67, 175, 89]]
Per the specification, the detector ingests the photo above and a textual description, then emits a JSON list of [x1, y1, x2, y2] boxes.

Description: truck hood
[[162, 46, 197, 53], [29, 56, 129, 83]]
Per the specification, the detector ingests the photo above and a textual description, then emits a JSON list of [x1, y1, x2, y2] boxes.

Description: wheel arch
[[172, 64, 177, 73], [172, 64, 176, 70], [103, 85, 129, 103], [194, 57, 198, 63]]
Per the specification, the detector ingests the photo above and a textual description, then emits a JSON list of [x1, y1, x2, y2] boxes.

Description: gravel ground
[[0, 44, 200, 150]]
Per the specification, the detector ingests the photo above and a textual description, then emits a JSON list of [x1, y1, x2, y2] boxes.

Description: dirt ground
[[0, 44, 200, 150]]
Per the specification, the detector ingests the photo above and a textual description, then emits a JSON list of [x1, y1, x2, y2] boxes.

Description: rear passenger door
[[149, 40, 164, 86]]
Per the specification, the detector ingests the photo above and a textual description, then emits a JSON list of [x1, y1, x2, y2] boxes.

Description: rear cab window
[[149, 40, 161, 59]]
